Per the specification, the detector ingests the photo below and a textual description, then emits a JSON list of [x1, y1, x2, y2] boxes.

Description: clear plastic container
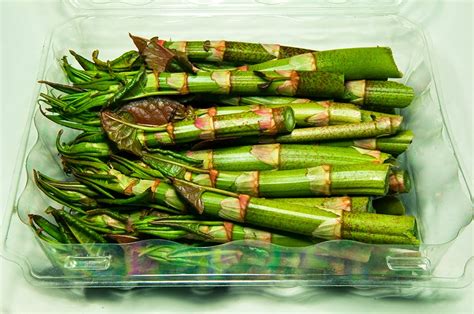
[[1, 0, 472, 296]]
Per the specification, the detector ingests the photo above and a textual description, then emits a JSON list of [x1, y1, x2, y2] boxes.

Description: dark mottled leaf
[[118, 97, 193, 125], [172, 179, 205, 214]]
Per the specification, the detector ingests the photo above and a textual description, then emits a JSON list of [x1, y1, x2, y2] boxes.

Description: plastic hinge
[[386, 256, 431, 273], [63, 255, 111, 271]]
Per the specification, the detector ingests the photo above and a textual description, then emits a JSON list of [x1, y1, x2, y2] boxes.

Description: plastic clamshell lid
[[67, 0, 405, 15]]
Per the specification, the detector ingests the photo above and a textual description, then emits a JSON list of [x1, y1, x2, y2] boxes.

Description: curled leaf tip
[[172, 179, 206, 214]]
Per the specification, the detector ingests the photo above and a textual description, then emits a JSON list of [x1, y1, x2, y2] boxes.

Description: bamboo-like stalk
[[324, 130, 414, 155], [213, 93, 412, 113], [274, 197, 372, 213], [171, 179, 419, 245], [148, 155, 392, 197], [133, 70, 346, 98], [184, 143, 391, 171], [159, 39, 313, 64], [40, 63, 347, 115], [190, 118, 402, 150], [101, 106, 295, 155], [272, 117, 402, 143], [41, 55, 412, 113], [342, 80, 414, 108], [194, 101, 362, 127], [247, 47, 402, 80]]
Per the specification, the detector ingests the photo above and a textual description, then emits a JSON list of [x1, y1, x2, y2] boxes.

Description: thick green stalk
[[212, 95, 314, 106], [324, 130, 414, 155], [219, 117, 402, 145], [170, 163, 392, 197], [194, 101, 362, 127], [133, 70, 345, 98], [127, 107, 293, 143], [161, 39, 313, 64], [184, 143, 391, 171], [101, 106, 295, 154], [274, 197, 371, 213], [342, 80, 415, 108], [214, 93, 412, 113], [271, 117, 402, 143], [171, 179, 419, 245], [41, 62, 346, 114], [247, 47, 402, 80]]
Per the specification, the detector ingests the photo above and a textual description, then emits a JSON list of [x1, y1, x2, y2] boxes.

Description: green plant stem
[[273, 197, 371, 213], [324, 130, 414, 155], [270, 117, 402, 143], [341, 80, 414, 108], [160, 161, 392, 197], [101, 107, 296, 155], [247, 47, 402, 80], [184, 143, 391, 171], [161, 39, 313, 64], [147, 152, 392, 196], [171, 179, 419, 245], [194, 101, 362, 127]]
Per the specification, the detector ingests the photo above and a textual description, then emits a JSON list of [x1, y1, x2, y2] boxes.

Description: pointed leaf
[[171, 179, 205, 214], [130, 34, 197, 73]]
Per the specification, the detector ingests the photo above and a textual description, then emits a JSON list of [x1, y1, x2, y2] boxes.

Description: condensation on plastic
[[0, 0, 472, 297]]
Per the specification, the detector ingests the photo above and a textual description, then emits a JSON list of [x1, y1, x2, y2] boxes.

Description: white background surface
[[0, 0, 472, 313]]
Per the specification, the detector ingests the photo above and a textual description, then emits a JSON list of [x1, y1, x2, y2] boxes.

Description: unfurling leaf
[[129, 34, 197, 73], [101, 111, 143, 156], [171, 179, 206, 214]]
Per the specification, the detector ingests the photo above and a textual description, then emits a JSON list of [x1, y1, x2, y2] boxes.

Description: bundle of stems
[[137, 37, 401, 80], [29, 207, 315, 247], [193, 101, 364, 127], [100, 106, 296, 155], [39, 49, 413, 119], [144, 153, 392, 197], [30, 37, 421, 273], [170, 179, 419, 244], [324, 130, 414, 155], [185, 143, 392, 171]]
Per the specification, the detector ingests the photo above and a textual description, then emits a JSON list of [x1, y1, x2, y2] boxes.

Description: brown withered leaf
[[100, 110, 143, 156], [118, 97, 193, 125], [172, 179, 205, 215], [129, 33, 148, 54]]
